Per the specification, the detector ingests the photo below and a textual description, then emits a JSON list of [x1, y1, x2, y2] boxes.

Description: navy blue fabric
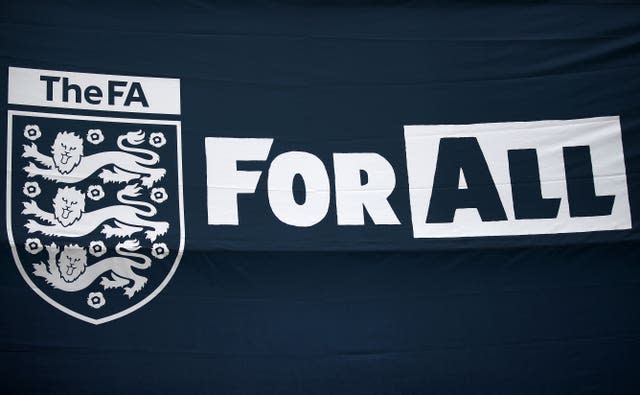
[[1, 1, 640, 393]]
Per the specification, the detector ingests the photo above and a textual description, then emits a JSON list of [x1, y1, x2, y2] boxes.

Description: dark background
[[1, 1, 639, 394]]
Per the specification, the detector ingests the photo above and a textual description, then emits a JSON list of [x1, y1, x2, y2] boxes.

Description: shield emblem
[[6, 110, 184, 324]]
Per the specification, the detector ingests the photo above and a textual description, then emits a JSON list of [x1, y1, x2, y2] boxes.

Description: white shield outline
[[5, 110, 185, 325]]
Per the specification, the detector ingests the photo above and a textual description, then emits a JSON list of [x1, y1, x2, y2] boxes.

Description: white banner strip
[[404, 116, 631, 238], [8, 67, 180, 115]]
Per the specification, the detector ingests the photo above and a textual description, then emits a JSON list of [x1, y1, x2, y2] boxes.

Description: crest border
[[5, 110, 185, 325]]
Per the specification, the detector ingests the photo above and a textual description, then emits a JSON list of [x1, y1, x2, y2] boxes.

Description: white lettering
[[267, 151, 330, 227], [205, 137, 273, 225], [333, 153, 400, 225]]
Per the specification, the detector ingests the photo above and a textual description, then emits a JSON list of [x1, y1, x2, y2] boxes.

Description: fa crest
[[6, 111, 184, 324]]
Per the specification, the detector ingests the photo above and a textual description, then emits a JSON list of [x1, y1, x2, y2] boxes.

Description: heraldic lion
[[52, 185, 86, 227], [23, 130, 165, 187], [33, 239, 152, 298], [51, 131, 84, 174], [23, 184, 169, 242]]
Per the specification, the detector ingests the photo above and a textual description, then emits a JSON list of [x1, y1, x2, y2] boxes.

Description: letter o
[[267, 151, 330, 227]]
